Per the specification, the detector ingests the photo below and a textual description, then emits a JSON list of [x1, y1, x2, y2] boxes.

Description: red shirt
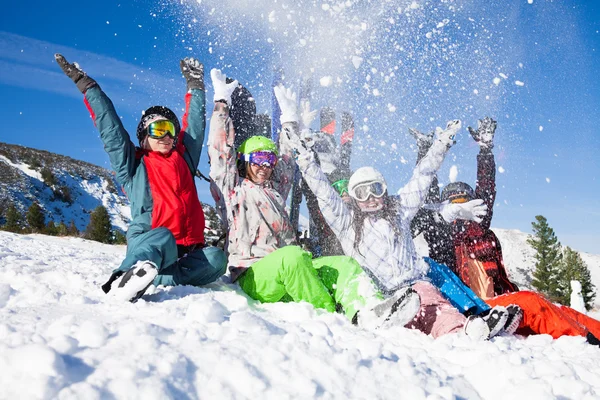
[[143, 140, 205, 246]]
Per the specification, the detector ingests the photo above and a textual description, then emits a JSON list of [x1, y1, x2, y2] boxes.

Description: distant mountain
[[0, 142, 223, 242]]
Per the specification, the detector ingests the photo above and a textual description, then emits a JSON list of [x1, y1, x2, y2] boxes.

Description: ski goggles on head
[[147, 120, 176, 139], [351, 181, 387, 202], [332, 179, 350, 196], [240, 151, 278, 168]]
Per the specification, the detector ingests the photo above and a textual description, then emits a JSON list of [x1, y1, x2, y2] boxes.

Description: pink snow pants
[[405, 281, 466, 338]]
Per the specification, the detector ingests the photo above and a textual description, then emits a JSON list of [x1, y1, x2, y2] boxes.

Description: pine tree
[[41, 167, 57, 187], [67, 220, 80, 237], [527, 215, 562, 301], [112, 230, 127, 245], [26, 202, 46, 233], [3, 204, 22, 233], [558, 247, 596, 310], [44, 220, 58, 236], [86, 206, 112, 243], [57, 221, 69, 236]]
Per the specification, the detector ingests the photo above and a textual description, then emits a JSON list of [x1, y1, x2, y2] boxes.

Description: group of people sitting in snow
[[54, 54, 600, 346]]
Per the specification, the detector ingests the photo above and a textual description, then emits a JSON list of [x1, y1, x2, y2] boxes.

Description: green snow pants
[[237, 245, 381, 320], [116, 227, 227, 287]]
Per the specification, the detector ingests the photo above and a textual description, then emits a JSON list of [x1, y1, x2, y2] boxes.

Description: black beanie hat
[[136, 106, 181, 144]]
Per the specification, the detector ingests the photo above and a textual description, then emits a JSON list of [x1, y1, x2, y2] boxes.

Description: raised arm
[[55, 54, 136, 188], [468, 117, 497, 230], [397, 120, 461, 223], [207, 69, 240, 209], [275, 93, 354, 237], [178, 57, 206, 168], [272, 85, 303, 200]]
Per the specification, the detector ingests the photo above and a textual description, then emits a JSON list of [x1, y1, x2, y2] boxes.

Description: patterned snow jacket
[[83, 86, 207, 246], [297, 124, 451, 294], [208, 103, 296, 281], [452, 151, 518, 299]]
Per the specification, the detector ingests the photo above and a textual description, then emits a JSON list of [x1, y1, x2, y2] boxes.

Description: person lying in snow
[[207, 70, 417, 330], [410, 117, 600, 346], [276, 86, 519, 340], [55, 54, 227, 302]]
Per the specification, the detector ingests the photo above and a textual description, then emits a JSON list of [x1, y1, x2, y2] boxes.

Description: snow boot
[[356, 286, 421, 330], [501, 304, 523, 336], [464, 305, 509, 340], [587, 332, 600, 347], [110, 261, 158, 303]]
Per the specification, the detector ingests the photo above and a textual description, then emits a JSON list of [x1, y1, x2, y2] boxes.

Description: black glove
[[468, 116, 497, 151], [54, 53, 97, 93], [180, 57, 205, 91]]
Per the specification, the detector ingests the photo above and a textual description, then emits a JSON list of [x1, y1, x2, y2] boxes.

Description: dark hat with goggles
[[441, 182, 475, 203], [136, 105, 180, 144]]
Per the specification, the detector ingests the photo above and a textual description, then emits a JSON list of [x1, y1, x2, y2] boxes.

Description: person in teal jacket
[[55, 54, 227, 302]]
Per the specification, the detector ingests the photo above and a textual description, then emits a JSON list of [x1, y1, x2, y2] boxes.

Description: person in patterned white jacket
[[277, 85, 513, 340], [208, 70, 421, 330]]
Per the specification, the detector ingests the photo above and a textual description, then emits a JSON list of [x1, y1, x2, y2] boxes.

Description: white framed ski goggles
[[350, 181, 387, 202]]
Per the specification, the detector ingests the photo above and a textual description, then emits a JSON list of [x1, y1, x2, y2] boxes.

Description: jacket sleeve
[[475, 149, 496, 230], [397, 139, 449, 224], [271, 122, 298, 201], [179, 89, 206, 169], [83, 86, 136, 187], [411, 145, 442, 238], [208, 102, 238, 211], [296, 150, 353, 238]]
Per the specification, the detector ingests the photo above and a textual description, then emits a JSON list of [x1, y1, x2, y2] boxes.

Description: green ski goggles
[[332, 179, 350, 196]]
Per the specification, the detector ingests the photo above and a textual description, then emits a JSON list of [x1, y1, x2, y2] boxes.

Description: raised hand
[[180, 57, 205, 91], [439, 199, 487, 223], [435, 119, 461, 149], [300, 99, 318, 130], [273, 85, 299, 124], [284, 128, 310, 158], [468, 117, 497, 150], [54, 53, 97, 93], [210, 69, 238, 105], [409, 127, 434, 153]]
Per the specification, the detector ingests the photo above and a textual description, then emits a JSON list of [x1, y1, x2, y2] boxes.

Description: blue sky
[[1, 0, 599, 253]]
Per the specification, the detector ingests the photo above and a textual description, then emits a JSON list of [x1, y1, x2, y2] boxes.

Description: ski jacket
[[208, 103, 296, 281], [453, 151, 517, 298], [297, 126, 451, 294], [83, 86, 206, 246], [413, 149, 518, 299]]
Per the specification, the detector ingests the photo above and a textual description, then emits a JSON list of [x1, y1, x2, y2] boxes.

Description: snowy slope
[[0, 142, 130, 232], [1, 230, 600, 399]]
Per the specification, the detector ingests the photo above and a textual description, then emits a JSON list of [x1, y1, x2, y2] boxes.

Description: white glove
[[273, 85, 299, 124], [438, 199, 487, 223], [283, 127, 309, 158], [300, 99, 318, 130], [434, 119, 461, 148], [210, 68, 238, 105], [299, 129, 316, 149]]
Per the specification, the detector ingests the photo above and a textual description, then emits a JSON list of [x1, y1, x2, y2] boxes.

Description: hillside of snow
[[0, 141, 130, 233], [0, 229, 599, 399]]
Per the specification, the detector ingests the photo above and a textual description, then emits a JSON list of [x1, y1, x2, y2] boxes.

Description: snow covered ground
[[0, 230, 599, 399]]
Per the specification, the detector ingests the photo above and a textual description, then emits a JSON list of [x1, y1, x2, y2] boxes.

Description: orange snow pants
[[487, 291, 600, 339]]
